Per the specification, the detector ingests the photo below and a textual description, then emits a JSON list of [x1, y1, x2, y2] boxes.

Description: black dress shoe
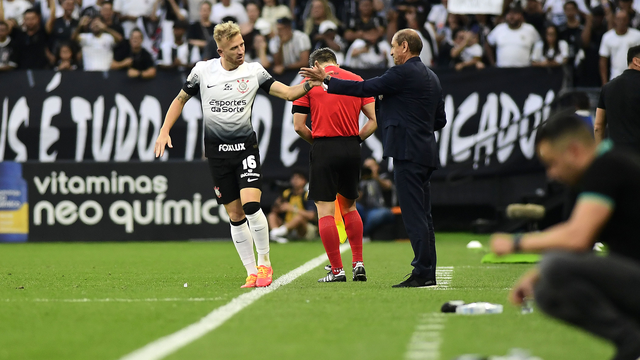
[[392, 274, 437, 288]]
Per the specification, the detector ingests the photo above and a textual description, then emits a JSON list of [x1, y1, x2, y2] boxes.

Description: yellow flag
[[335, 197, 348, 243]]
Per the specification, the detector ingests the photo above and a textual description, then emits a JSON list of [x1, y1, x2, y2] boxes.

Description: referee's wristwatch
[[323, 75, 331, 86]]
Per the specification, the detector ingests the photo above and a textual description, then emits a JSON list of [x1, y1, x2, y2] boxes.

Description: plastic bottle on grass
[[455, 302, 503, 315]]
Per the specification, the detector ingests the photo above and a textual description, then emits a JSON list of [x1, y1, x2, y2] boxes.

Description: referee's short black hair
[[627, 45, 640, 65], [535, 112, 594, 148], [309, 48, 337, 67]]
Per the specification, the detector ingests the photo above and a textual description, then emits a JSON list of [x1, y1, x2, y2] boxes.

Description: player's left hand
[[155, 132, 173, 158], [299, 61, 327, 83], [490, 233, 515, 255]]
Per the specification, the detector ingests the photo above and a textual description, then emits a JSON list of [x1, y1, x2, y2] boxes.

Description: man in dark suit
[[300, 29, 447, 287]]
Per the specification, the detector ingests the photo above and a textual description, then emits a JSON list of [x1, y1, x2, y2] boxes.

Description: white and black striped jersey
[[182, 58, 275, 155]]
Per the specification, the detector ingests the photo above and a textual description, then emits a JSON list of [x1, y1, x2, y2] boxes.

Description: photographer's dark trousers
[[535, 252, 640, 360], [393, 160, 436, 280]]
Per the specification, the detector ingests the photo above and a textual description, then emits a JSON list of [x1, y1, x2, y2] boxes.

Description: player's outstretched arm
[[359, 102, 377, 142], [268, 80, 320, 101], [155, 90, 192, 158]]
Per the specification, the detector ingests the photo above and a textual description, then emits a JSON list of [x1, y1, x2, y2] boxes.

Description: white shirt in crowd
[[345, 39, 393, 69], [187, 0, 202, 23], [460, 43, 483, 63], [419, 22, 439, 67], [261, 5, 292, 34], [487, 23, 540, 67], [543, 0, 589, 26], [113, 0, 156, 38], [81, 0, 98, 9], [2, 0, 32, 25], [210, 2, 249, 25], [427, 4, 447, 29], [599, 28, 640, 80], [158, 41, 201, 68], [531, 40, 569, 64], [268, 30, 311, 67], [78, 32, 115, 71]]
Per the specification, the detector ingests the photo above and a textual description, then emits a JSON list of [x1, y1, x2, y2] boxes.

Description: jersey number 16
[[242, 155, 257, 170]]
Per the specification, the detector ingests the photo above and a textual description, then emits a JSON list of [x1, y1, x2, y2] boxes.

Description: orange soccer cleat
[[241, 274, 258, 288], [256, 265, 273, 287]]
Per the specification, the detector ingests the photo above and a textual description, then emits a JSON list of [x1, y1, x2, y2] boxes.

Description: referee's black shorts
[[308, 136, 361, 202]]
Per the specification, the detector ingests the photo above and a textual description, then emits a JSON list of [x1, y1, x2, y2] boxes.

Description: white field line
[[2, 298, 225, 303], [436, 266, 453, 289], [404, 313, 448, 360], [404, 268, 455, 359], [118, 243, 351, 360], [418, 266, 454, 290]]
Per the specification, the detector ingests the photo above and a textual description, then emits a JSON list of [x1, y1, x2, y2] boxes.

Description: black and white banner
[[0, 67, 563, 241], [0, 67, 563, 179]]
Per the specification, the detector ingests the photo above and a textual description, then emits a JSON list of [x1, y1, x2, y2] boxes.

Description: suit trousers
[[535, 252, 640, 359], [393, 159, 437, 280]]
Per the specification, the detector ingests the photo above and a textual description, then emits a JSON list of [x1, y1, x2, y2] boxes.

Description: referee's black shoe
[[318, 269, 347, 282], [392, 274, 436, 288], [352, 262, 367, 281]]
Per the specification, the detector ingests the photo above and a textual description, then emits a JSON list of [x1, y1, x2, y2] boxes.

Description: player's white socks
[[230, 219, 257, 276], [246, 209, 271, 267]]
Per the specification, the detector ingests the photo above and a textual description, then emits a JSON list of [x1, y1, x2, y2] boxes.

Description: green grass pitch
[[0, 233, 613, 360]]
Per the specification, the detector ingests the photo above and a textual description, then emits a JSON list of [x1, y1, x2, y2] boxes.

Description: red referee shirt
[[293, 65, 375, 138]]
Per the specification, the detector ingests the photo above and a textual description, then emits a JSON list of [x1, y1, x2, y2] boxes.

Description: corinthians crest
[[237, 79, 249, 94]]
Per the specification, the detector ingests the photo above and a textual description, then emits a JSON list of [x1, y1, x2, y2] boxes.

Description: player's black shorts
[[308, 136, 361, 202], [207, 147, 263, 205]]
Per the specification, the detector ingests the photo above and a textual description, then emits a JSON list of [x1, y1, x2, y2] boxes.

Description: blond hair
[[304, 0, 340, 35], [214, 21, 241, 45]]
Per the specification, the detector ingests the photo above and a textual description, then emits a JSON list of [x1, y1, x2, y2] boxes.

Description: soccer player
[[154, 21, 320, 289], [292, 48, 378, 282]]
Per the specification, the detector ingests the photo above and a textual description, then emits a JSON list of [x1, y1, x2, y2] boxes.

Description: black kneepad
[[242, 202, 261, 215]]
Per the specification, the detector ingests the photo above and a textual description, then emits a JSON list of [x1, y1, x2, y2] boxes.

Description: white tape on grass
[[404, 313, 447, 360], [119, 243, 350, 360]]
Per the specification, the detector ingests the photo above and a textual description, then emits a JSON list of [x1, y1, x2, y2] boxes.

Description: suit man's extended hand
[[299, 61, 328, 82]]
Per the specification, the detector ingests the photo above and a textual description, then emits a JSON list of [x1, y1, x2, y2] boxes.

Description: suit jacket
[[327, 57, 447, 167]]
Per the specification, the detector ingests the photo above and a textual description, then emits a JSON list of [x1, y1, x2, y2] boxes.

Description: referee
[[300, 29, 447, 287], [293, 48, 378, 282]]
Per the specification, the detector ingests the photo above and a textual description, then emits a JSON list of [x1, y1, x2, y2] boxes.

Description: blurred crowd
[[0, 0, 639, 85]]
